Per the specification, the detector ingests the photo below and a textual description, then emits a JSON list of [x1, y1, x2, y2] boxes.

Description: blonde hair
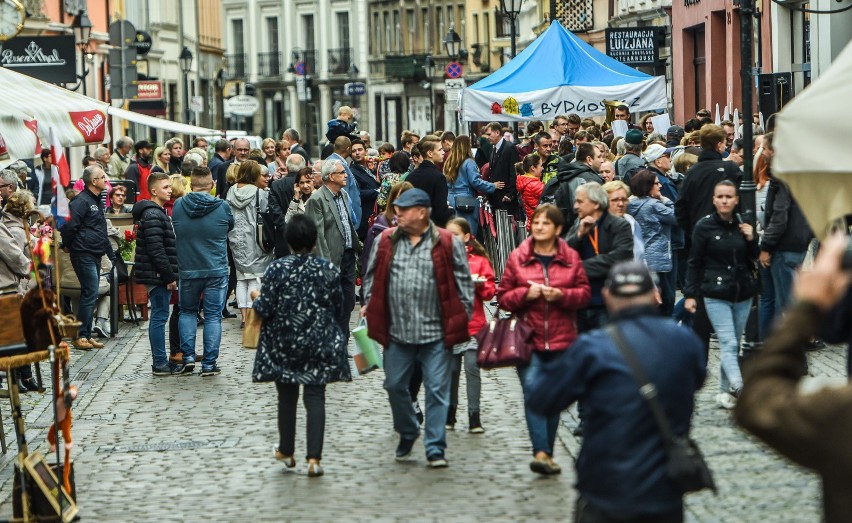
[[602, 180, 631, 196], [169, 174, 186, 199], [153, 146, 169, 171], [3, 190, 34, 218], [338, 106, 353, 119]]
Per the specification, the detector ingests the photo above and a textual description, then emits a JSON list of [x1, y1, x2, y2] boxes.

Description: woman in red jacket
[[497, 203, 591, 475], [445, 217, 496, 434]]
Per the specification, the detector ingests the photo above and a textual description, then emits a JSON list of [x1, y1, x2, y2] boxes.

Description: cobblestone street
[[0, 309, 838, 522]]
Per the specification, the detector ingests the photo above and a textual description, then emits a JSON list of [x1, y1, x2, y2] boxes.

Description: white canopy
[[774, 39, 852, 239]]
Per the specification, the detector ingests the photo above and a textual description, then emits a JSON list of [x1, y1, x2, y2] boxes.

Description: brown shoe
[[71, 338, 94, 350], [169, 353, 183, 363], [87, 338, 105, 349]]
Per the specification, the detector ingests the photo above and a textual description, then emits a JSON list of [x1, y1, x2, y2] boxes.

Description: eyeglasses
[[0, 183, 12, 189]]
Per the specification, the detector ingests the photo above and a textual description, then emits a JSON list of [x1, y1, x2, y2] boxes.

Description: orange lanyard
[[588, 226, 600, 255]]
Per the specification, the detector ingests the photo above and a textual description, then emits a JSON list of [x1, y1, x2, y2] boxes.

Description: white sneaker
[[715, 392, 737, 410]]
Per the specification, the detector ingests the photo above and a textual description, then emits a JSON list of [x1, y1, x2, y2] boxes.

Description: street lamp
[[444, 26, 461, 60], [71, 11, 93, 96], [423, 56, 436, 132], [500, 0, 523, 58], [179, 46, 193, 124], [348, 62, 359, 109]]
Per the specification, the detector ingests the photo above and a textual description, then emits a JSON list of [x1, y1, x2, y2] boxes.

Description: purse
[[351, 318, 383, 375], [255, 189, 275, 253], [474, 311, 534, 369], [454, 195, 479, 213], [606, 325, 717, 495]]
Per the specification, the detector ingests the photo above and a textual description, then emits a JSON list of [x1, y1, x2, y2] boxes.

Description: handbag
[[351, 318, 383, 375], [242, 308, 262, 349], [606, 325, 717, 495], [474, 311, 533, 369], [454, 195, 479, 213], [255, 189, 275, 253]]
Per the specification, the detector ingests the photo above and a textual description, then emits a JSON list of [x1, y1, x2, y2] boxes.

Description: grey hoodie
[[226, 185, 273, 276]]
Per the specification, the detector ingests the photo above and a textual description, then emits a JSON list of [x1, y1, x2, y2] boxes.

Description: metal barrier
[[481, 201, 525, 281]]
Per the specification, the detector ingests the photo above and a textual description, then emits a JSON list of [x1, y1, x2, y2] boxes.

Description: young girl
[[445, 217, 496, 433], [515, 155, 544, 230]]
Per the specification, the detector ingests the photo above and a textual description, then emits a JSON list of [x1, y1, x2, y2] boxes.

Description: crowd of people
[[0, 101, 847, 522]]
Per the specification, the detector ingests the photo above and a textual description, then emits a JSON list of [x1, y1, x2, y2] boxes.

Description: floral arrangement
[[118, 227, 136, 261]]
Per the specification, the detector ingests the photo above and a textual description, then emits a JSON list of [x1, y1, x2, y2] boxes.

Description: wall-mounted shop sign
[[1, 36, 76, 83], [605, 27, 665, 66]]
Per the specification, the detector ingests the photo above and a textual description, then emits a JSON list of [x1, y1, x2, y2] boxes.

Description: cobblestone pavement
[[0, 308, 841, 522]]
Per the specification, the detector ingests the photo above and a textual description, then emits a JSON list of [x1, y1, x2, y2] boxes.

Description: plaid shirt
[[333, 190, 353, 250]]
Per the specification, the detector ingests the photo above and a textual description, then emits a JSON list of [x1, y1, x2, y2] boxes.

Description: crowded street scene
[[0, 1, 850, 522]]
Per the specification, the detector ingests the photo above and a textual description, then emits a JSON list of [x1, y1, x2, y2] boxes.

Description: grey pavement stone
[[0, 306, 843, 521]]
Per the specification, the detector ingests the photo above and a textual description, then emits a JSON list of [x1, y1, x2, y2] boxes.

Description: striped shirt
[[332, 190, 353, 250], [377, 224, 473, 345]]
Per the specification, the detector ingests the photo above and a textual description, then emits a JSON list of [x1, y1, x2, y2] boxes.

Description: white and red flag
[[49, 126, 70, 221]]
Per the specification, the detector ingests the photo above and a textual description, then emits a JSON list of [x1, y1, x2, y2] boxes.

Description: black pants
[[276, 382, 326, 461], [575, 497, 682, 523], [225, 243, 237, 311], [168, 301, 180, 357], [338, 249, 357, 339]]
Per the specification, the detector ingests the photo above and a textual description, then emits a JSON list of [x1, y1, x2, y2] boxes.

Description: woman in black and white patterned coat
[[252, 214, 352, 477]]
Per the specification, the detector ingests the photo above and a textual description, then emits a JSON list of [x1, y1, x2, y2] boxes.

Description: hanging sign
[[0, 36, 77, 84], [605, 28, 664, 66]]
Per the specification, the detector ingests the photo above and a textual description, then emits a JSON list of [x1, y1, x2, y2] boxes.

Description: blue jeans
[[704, 297, 751, 393], [69, 253, 100, 339], [178, 276, 227, 370], [148, 285, 171, 368], [383, 340, 453, 458], [455, 209, 479, 237], [769, 250, 806, 316], [758, 265, 776, 340], [518, 351, 562, 456]]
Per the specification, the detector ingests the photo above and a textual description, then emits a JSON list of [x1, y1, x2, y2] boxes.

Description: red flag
[[49, 127, 71, 188], [24, 118, 41, 155]]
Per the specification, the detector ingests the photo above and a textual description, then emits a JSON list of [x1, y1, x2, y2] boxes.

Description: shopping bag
[[243, 309, 262, 349], [351, 318, 382, 375]]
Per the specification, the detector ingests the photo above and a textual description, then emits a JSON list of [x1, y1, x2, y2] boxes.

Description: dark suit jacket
[[267, 174, 297, 258], [487, 140, 519, 214], [406, 160, 453, 227], [350, 162, 380, 239], [214, 159, 235, 199], [28, 167, 53, 206], [304, 185, 360, 267]]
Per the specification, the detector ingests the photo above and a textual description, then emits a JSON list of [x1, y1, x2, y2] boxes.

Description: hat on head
[[625, 129, 644, 145], [666, 125, 685, 139], [605, 262, 656, 298], [393, 188, 431, 209], [642, 144, 669, 163], [135, 140, 153, 152], [9, 160, 29, 174]]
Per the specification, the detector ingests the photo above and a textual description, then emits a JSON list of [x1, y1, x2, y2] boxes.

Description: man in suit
[[483, 121, 519, 217], [349, 139, 380, 240], [267, 154, 307, 258], [305, 158, 360, 338]]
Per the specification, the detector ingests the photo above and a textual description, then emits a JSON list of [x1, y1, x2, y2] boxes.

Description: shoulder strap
[[605, 324, 677, 447]]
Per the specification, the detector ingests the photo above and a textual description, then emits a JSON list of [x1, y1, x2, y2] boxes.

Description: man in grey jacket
[[305, 158, 360, 338]]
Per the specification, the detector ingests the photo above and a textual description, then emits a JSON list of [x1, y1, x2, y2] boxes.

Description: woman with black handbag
[[226, 160, 274, 328], [497, 204, 591, 475], [444, 135, 504, 236], [684, 180, 759, 410]]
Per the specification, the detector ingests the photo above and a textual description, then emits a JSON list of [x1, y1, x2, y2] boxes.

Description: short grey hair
[[164, 137, 183, 150], [286, 154, 306, 174], [575, 182, 609, 210], [321, 158, 343, 182], [625, 141, 642, 154], [94, 146, 110, 158], [647, 131, 666, 144], [616, 139, 627, 156], [82, 165, 104, 185], [115, 136, 133, 149], [184, 152, 205, 166], [0, 169, 17, 185], [283, 128, 300, 142]]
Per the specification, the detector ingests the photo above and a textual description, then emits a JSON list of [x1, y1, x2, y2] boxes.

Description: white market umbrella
[[774, 39, 852, 239]]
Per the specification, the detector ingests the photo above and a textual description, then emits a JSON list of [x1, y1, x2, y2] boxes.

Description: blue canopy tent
[[460, 20, 668, 122]]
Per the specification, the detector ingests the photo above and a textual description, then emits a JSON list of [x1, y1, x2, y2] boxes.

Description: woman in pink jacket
[[497, 203, 591, 475], [445, 217, 496, 434]]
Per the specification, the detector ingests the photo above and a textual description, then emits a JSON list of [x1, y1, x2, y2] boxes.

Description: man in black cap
[[527, 261, 706, 522], [614, 129, 645, 180], [666, 126, 685, 148], [124, 140, 155, 201], [362, 187, 473, 469]]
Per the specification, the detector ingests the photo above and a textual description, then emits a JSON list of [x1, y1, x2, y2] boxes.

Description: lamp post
[[347, 62, 359, 110], [71, 11, 93, 96], [501, 0, 523, 59], [739, 0, 756, 221], [423, 56, 436, 133], [443, 26, 462, 135], [179, 46, 193, 124], [214, 68, 226, 131]]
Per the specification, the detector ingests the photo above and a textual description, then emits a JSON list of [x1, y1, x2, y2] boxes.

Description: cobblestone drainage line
[[97, 438, 240, 454]]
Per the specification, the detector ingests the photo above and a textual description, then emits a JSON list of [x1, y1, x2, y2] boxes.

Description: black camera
[[843, 237, 852, 270]]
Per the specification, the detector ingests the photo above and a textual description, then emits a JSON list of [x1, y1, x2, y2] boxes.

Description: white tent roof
[[774, 39, 852, 238]]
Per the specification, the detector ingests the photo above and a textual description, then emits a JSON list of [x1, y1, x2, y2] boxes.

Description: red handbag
[[474, 313, 534, 369]]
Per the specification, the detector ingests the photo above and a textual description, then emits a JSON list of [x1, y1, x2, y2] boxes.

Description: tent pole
[[739, 0, 755, 220]]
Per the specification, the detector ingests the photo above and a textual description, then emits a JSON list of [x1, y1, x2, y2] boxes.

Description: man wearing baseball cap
[[362, 187, 474, 469], [124, 140, 155, 201], [614, 129, 645, 180], [639, 144, 678, 202], [527, 261, 706, 522]]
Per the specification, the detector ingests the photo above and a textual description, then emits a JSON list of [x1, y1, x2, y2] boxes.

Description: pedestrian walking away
[[252, 214, 352, 478], [362, 188, 474, 468]]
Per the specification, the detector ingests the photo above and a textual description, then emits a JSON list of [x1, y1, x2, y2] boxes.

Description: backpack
[[539, 175, 584, 226]]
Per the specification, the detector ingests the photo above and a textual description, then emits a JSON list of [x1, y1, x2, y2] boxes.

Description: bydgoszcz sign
[[1, 36, 76, 83], [605, 28, 663, 66]]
